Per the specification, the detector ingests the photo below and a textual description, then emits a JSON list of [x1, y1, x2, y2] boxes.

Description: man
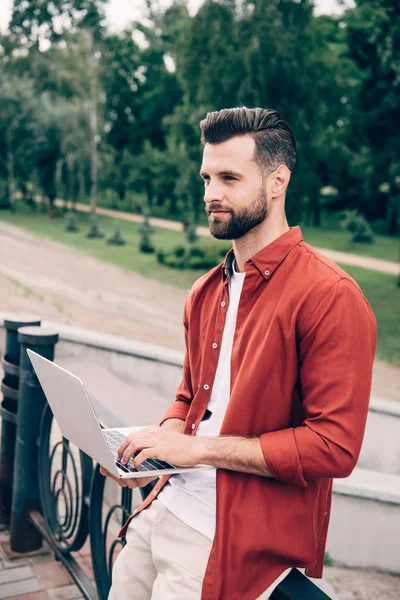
[[101, 107, 376, 600]]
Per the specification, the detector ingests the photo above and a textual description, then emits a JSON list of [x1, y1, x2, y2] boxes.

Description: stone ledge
[[0, 312, 184, 368], [369, 395, 400, 418], [333, 467, 400, 505]]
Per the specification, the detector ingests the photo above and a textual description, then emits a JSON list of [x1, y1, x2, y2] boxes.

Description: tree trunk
[[78, 163, 85, 211], [387, 195, 399, 236], [118, 184, 125, 202], [145, 181, 153, 207], [48, 194, 56, 218], [169, 193, 177, 215], [7, 150, 16, 212], [397, 243, 400, 288], [312, 197, 321, 227], [88, 36, 99, 215]]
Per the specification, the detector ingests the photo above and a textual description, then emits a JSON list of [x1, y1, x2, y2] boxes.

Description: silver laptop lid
[[26, 349, 118, 475]]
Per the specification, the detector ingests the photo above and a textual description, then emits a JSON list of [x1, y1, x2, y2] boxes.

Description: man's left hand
[[118, 425, 203, 468]]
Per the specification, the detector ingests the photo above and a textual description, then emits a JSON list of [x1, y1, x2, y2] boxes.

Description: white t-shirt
[[158, 258, 246, 539]]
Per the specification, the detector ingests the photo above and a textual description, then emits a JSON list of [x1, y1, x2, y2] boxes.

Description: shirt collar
[[221, 226, 303, 281]]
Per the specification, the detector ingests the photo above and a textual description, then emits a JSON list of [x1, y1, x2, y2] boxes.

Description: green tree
[[345, 0, 400, 233], [0, 71, 39, 210], [8, 0, 106, 50]]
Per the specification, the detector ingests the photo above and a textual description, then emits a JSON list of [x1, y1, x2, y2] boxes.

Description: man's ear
[[271, 165, 291, 198]]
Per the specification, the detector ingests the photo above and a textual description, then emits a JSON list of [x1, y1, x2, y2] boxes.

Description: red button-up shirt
[[119, 226, 376, 600]]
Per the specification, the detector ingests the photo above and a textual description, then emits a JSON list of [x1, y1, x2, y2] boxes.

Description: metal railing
[[0, 317, 155, 600]]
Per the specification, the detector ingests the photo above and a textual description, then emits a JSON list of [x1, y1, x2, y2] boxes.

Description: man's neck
[[232, 216, 290, 273]]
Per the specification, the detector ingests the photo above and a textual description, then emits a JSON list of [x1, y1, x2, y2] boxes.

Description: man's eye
[[223, 176, 236, 181]]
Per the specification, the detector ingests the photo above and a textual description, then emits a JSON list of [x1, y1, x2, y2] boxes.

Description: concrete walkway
[[0, 528, 88, 600], [1, 525, 399, 599], [53, 199, 399, 276]]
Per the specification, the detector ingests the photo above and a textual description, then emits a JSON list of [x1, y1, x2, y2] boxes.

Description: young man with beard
[[102, 107, 376, 600]]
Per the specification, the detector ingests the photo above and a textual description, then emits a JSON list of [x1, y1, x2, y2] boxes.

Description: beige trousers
[[108, 500, 285, 600]]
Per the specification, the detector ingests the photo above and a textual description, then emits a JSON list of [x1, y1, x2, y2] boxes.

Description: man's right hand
[[99, 418, 185, 488]]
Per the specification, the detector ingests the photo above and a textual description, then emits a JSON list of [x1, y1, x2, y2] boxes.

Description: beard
[[206, 186, 268, 240]]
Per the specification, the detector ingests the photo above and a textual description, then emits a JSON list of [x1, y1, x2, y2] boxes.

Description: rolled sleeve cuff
[[160, 400, 190, 425], [260, 428, 307, 487]]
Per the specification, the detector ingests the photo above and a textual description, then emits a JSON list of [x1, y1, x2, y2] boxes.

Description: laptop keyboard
[[103, 429, 176, 474]]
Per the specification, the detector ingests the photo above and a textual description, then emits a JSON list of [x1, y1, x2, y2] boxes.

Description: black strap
[[271, 568, 332, 600]]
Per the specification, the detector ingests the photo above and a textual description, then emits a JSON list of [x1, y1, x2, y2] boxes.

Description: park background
[[0, 0, 399, 364], [0, 0, 399, 368], [0, 2, 399, 599]]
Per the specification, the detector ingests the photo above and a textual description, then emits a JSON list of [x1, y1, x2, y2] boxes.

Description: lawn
[[336, 265, 399, 366], [1, 204, 399, 365], [302, 225, 399, 263]]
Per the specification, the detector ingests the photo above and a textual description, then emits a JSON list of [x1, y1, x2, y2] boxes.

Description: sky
[[0, 0, 354, 34]]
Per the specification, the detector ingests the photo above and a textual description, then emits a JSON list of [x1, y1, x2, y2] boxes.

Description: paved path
[[1, 525, 399, 599], [0, 528, 87, 600], [0, 222, 186, 351], [53, 199, 399, 276]]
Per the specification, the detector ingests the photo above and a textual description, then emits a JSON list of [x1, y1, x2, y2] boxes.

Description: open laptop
[[27, 349, 210, 479]]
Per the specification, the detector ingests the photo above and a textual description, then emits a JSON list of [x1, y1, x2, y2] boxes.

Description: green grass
[[1, 204, 398, 365], [302, 225, 399, 262], [337, 264, 400, 366]]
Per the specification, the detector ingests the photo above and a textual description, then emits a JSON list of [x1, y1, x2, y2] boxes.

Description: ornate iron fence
[[0, 319, 154, 600], [36, 401, 154, 600]]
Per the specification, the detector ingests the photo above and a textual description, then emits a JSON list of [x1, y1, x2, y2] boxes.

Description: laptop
[[27, 349, 211, 479]]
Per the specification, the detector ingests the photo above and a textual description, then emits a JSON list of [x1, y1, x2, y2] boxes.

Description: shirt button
[[212, 343, 218, 349], [265, 270, 270, 276], [221, 301, 226, 307], [203, 384, 209, 390], [191, 423, 196, 430]]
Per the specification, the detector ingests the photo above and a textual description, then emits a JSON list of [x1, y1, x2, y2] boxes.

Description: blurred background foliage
[[0, 0, 399, 236]]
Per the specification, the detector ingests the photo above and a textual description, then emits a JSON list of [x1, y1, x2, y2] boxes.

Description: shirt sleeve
[[260, 278, 377, 487], [160, 290, 194, 424]]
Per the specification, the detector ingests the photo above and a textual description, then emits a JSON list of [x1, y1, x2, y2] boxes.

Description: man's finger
[[117, 426, 159, 460], [121, 441, 146, 465], [100, 466, 115, 479], [133, 448, 154, 468], [100, 466, 128, 487], [117, 436, 133, 461]]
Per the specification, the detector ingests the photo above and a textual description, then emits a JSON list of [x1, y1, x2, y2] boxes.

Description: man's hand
[[99, 418, 185, 488], [99, 466, 156, 489], [118, 424, 202, 468], [101, 417, 274, 484]]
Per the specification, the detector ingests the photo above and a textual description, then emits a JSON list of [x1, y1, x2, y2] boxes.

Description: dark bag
[[271, 568, 332, 599]]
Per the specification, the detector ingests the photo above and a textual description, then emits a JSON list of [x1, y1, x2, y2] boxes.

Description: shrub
[[157, 240, 230, 270], [174, 246, 186, 258], [340, 209, 374, 244], [65, 211, 79, 233], [189, 246, 205, 258], [186, 223, 198, 244]]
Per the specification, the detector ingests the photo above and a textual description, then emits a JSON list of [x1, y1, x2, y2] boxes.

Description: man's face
[[200, 135, 269, 240]]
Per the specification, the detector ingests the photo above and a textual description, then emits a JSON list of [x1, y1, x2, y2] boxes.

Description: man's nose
[[204, 180, 225, 204]]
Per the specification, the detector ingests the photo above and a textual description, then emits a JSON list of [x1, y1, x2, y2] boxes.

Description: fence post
[[0, 316, 41, 526], [9, 326, 59, 553]]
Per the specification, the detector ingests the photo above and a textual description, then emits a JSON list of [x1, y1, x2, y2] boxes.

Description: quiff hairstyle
[[200, 107, 296, 175]]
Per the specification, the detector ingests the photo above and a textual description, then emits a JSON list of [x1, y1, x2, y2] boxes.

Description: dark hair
[[200, 107, 296, 174]]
